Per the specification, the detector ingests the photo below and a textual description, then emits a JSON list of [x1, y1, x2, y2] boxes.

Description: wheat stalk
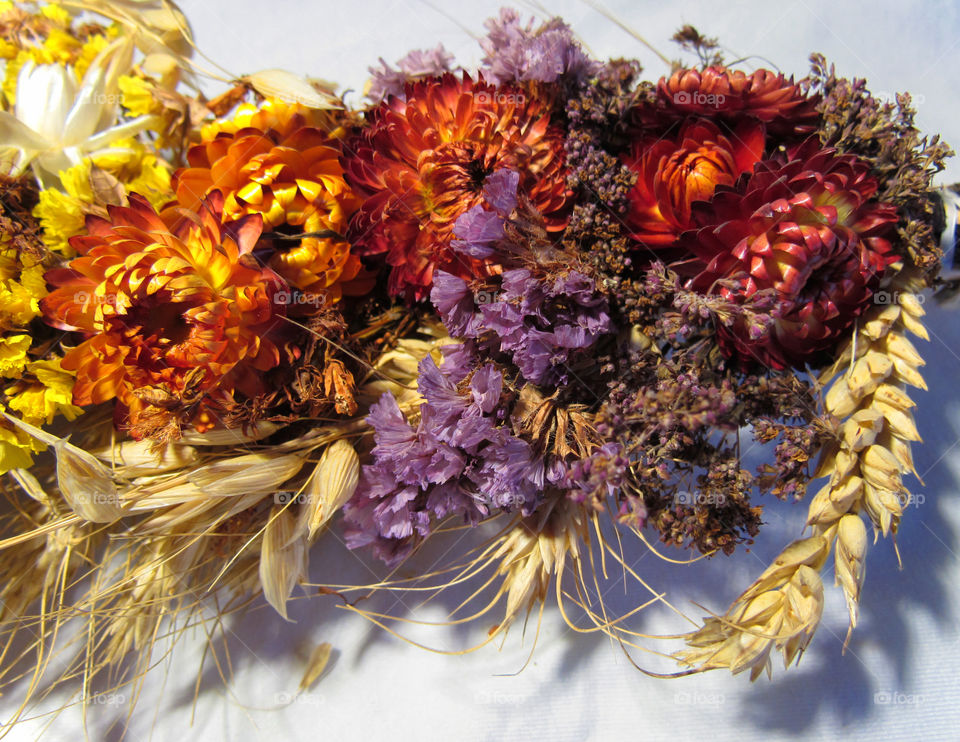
[[673, 267, 928, 679]]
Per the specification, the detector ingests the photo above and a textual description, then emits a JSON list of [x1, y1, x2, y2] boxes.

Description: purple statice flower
[[450, 169, 519, 259], [430, 267, 613, 387], [437, 168, 613, 388], [367, 44, 455, 102], [480, 9, 600, 85], [344, 351, 544, 566]]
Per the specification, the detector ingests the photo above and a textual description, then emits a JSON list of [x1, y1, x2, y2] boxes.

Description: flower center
[[146, 301, 193, 346], [467, 158, 492, 191]]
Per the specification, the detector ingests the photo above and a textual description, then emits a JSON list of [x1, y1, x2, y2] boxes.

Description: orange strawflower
[[41, 192, 289, 439], [624, 118, 765, 249], [173, 99, 369, 305]]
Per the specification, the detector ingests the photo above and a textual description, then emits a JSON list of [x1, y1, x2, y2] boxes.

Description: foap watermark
[[275, 691, 323, 706], [81, 91, 122, 106], [75, 492, 120, 506], [873, 290, 926, 306], [474, 90, 526, 106], [274, 491, 309, 506], [74, 291, 120, 307], [895, 492, 926, 509], [874, 690, 924, 706], [498, 492, 529, 509], [476, 690, 525, 706], [674, 691, 725, 706], [474, 290, 497, 306], [273, 290, 326, 308], [674, 490, 726, 507], [673, 90, 726, 109], [89, 692, 126, 706]]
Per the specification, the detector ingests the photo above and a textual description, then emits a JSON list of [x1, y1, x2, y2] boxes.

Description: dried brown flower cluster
[[809, 54, 953, 273]]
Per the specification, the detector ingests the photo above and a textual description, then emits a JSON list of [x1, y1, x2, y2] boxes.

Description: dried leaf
[[241, 69, 341, 109], [89, 166, 127, 207]]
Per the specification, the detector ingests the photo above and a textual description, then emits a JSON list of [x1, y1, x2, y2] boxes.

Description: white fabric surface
[[13, 1, 960, 739]]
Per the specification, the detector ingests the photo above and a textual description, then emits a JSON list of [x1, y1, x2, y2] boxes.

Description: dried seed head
[[242, 69, 341, 109], [835, 515, 867, 634], [260, 506, 308, 620], [50, 438, 123, 522], [178, 422, 280, 446], [90, 438, 200, 477], [299, 642, 333, 691], [304, 440, 360, 541]]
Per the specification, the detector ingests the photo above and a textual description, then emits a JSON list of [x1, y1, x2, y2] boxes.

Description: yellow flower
[[93, 137, 171, 196], [40, 27, 81, 65], [0, 244, 46, 327], [118, 74, 164, 116], [0, 424, 34, 474], [39, 2, 71, 26], [6, 358, 83, 425], [75, 30, 115, 82], [0, 274, 44, 326], [32, 186, 85, 255], [0, 38, 17, 60], [0, 334, 31, 379], [33, 146, 172, 254], [3, 51, 28, 105]]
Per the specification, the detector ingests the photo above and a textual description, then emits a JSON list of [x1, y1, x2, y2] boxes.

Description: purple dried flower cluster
[[563, 442, 628, 504], [449, 169, 518, 260], [598, 356, 763, 555], [431, 268, 612, 388], [367, 44, 456, 102], [343, 350, 546, 566], [430, 169, 614, 388], [480, 8, 600, 85], [645, 263, 777, 348]]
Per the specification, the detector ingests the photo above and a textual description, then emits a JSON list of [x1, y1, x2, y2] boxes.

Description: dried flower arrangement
[[0, 1, 952, 731]]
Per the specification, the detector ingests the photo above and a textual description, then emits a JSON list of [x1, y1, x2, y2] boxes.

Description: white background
[[10, 1, 960, 740]]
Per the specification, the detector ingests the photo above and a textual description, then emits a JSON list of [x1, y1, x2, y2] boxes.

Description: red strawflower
[[683, 141, 899, 369], [624, 118, 766, 250], [340, 73, 570, 301], [657, 66, 820, 136]]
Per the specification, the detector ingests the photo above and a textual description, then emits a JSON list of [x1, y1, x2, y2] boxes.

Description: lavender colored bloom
[[480, 9, 600, 85], [344, 352, 545, 566], [367, 44, 455, 102], [451, 169, 519, 259], [430, 272, 476, 336], [436, 168, 614, 388], [432, 266, 613, 387]]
